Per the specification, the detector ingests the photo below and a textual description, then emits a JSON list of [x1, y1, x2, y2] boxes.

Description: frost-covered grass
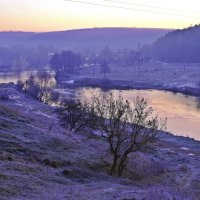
[[78, 62, 200, 90], [0, 84, 200, 200]]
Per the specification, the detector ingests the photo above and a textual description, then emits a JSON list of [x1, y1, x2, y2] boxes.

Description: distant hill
[[0, 28, 170, 51], [0, 32, 35, 46], [152, 24, 200, 62]]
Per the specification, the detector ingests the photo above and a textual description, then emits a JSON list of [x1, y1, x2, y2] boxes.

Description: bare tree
[[100, 61, 111, 78], [17, 71, 57, 104], [86, 92, 166, 176], [35, 70, 54, 103], [18, 74, 38, 95], [57, 98, 88, 133], [49, 50, 82, 73]]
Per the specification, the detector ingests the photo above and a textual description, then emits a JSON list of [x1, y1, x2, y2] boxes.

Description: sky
[[0, 0, 200, 32]]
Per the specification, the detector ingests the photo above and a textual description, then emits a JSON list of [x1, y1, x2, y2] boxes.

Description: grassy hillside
[[0, 84, 200, 199]]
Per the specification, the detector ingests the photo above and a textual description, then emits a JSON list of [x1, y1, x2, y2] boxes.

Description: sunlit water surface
[[0, 71, 33, 84]]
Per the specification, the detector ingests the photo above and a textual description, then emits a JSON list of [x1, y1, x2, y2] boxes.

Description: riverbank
[[0, 84, 200, 199], [58, 62, 200, 97], [61, 76, 200, 98]]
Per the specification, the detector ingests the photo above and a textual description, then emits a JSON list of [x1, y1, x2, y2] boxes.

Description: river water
[[0, 72, 200, 140], [77, 88, 200, 140], [0, 71, 33, 84]]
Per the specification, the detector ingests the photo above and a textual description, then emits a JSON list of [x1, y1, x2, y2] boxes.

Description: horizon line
[[0, 26, 175, 33]]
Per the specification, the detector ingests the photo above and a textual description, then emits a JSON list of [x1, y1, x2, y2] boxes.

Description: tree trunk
[[110, 154, 118, 176], [117, 153, 128, 177]]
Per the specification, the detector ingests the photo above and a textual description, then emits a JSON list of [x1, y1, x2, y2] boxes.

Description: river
[[77, 87, 200, 140], [1, 72, 200, 140], [0, 71, 34, 84]]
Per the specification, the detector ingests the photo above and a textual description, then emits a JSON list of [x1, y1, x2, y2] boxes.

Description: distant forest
[[1, 25, 200, 71], [152, 24, 200, 63], [0, 28, 169, 71]]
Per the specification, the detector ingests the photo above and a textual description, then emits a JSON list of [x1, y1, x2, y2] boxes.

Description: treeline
[[0, 45, 147, 72], [85, 46, 150, 66], [3, 25, 200, 67], [50, 50, 82, 73], [152, 24, 200, 63], [49, 47, 149, 74]]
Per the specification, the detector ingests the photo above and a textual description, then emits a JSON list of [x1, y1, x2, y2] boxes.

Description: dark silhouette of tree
[[49, 50, 82, 73], [98, 46, 113, 65], [57, 98, 88, 133], [100, 61, 111, 78], [49, 53, 62, 72], [87, 93, 166, 176]]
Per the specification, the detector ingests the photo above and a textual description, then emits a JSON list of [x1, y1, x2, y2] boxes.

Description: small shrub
[[0, 152, 13, 161], [16, 80, 24, 91], [57, 98, 88, 133], [43, 158, 69, 168], [0, 173, 7, 180], [0, 90, 9, 101], [43, 159, 60, 168], [0, 120, 12, 129], [191, 177, 200, 190], [126, 153, 166, 180], [49, 91, 60, 104], [0, 104, 20, 119], [179, 164, 189, 173], [47, 136, 64, 147], [62, 167, 95, 181], [27, 84, 40, 99]]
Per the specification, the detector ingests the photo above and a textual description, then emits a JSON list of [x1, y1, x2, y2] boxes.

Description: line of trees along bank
[[49, 47, 148, 78], [49, 50, 82, 73]]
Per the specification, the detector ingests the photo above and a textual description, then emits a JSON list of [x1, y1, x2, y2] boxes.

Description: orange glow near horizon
[[0, 0, 200, 32]]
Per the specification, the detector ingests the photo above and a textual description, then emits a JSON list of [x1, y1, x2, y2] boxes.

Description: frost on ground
[[80, 62, 200, 86], [0, 84, 200, 200], [65, 62, 200, 96]]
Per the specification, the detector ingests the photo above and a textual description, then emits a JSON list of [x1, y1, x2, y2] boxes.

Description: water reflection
[[77, 88, 200, 140], [0, 71, 32, 83], [196, 98, 200, 111], [0, 71, 55, 84]]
